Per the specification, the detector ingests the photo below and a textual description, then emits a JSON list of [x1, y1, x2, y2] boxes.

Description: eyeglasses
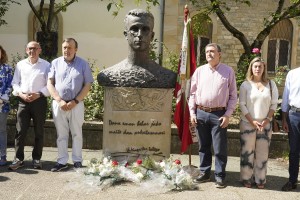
[[27, 47, 40, 51]]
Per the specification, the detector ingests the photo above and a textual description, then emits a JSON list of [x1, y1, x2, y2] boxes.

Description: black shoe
[[74, 162, 82, 168], [32, 159, 42, 169], [194, 173, 210, 183], [281, 181, 297, 191], [51, 163, 68, 172], [215, 177, 226, 188]]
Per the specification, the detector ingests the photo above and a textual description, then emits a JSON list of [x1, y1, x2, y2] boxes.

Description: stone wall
[[163, 0, 300, 70], [7, 119, 289, 158]]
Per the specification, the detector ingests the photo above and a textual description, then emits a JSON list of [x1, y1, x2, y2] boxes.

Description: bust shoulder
[[98, 59, 176, 88]]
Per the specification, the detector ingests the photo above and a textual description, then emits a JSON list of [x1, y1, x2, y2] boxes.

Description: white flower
[[102, 157, 109, 164], [159, 161, 166, 168], [136, 172, 144, 180], [87, 166, 96, 174]]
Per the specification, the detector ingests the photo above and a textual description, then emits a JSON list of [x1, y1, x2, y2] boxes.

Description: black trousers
[[15, 97, 47, 161]]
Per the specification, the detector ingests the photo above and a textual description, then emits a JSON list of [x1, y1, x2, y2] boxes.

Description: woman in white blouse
[[239, 57, 278, 189]]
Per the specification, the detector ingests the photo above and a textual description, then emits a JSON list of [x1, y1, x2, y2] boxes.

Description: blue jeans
[[0, 112, 8, 157], [196, 109, 227, 179], [287, 110, 300, 184]]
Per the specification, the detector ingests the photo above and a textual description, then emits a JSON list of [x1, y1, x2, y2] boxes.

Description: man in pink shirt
[[189, 43, 237, 188]]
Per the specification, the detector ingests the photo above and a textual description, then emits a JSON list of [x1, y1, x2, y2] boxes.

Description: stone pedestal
[[102, 87, 173, 161]]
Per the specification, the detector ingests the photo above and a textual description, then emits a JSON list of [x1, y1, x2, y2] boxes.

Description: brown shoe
[[8, 159, 24, 170], [242, 180, 252, 188], [257, 183, 265, 189]]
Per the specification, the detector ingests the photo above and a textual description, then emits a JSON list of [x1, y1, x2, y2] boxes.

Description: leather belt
[[291, 106, 300, 112], [197, 105, 226, 113]]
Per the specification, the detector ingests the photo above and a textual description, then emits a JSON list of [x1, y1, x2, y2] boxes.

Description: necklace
[[252, 80, 264, 91]]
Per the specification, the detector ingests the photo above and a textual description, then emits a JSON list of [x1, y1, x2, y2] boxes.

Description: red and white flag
[[174, 5, 197, 153]]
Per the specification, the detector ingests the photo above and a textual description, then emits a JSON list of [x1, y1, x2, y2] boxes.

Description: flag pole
[[180, 5, 199, 177], [189, 144, 192, 166]]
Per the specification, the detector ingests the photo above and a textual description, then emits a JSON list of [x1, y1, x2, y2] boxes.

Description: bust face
[[124, 15, 154, 52]]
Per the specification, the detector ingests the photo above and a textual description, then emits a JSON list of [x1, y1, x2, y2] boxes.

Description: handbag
[[269, 81, 280, 132]]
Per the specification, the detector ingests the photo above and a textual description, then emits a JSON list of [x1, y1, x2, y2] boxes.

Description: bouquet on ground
[[84, 156, 197, 191]]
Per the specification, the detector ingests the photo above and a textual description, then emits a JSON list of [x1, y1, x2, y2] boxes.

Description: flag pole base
[[182, 165, 199, 178]]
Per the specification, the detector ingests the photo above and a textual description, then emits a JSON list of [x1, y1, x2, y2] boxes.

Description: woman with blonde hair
[[0, 45, 13, 166], [239, 57, 278, 189]]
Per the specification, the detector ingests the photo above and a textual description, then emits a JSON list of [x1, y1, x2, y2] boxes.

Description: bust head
[[97, 9, 176, 88], [123, 9, 155, 52]]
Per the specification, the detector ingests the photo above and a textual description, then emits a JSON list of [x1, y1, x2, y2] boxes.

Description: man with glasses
[[189, 43, 238, 188], [98, 9, 176, 88], [9, 41, 50, 170]]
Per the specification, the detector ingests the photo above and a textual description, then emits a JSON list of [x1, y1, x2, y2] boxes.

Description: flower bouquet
[[84, 156, 198, 191]]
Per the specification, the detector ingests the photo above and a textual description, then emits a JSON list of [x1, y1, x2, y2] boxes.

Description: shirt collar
[[26, 57, 40, 65], [208, 62, 221, 71], [64, 56, 77, 65]]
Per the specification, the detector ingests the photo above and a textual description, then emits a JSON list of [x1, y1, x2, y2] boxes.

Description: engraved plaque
[[102, 87, 173, 161]]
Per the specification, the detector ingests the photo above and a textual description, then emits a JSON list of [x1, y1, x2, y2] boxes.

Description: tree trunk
[[36, 31, 58, 61]]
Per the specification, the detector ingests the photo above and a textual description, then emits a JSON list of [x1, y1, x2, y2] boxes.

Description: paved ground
[[0, 146, 299, 200]]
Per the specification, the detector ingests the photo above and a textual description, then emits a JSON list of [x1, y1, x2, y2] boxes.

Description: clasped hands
[[252, 119, 270, 132], [19, 92, 40, 102], [58, 100, 76, 111]]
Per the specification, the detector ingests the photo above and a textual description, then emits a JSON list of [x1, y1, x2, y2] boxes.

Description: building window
[[28, 7, 63, 58], [267, 19, 293, 73]]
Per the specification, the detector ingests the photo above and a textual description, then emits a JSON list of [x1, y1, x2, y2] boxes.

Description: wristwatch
[[73, 98, 79, 104]]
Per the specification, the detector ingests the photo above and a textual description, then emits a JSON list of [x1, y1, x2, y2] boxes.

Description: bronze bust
[[98, 9, 176, 88]]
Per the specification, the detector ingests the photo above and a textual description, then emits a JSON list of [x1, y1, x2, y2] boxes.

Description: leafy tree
[[0, 0, 20, 26], [189, 0, 300, 86]]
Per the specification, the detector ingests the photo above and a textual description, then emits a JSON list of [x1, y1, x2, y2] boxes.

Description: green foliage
[[236, 52, 259, 88], [8, 53, 25, 117], [274, 65, 289, 86], [84, 59, 104, 121], [191, 13, 212, 36], [149, 38, 162, 62], [161, 45, 179, 73], [0, 0, 20, 26], [55, 0, 79, 13], [103, 0, 160, 16]]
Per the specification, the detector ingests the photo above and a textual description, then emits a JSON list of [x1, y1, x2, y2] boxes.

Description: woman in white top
[[239, 57, 278, 189]]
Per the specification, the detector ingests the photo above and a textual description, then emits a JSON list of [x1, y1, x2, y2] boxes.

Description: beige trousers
[[239, 120, 272, 185]]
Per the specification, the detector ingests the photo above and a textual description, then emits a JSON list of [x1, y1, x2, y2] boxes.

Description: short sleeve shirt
[[48, 56, 94, 101]]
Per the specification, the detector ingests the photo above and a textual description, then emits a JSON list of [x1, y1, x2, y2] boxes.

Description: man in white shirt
[[9, 41, 50, 170], [281, 67, 300, 191]]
